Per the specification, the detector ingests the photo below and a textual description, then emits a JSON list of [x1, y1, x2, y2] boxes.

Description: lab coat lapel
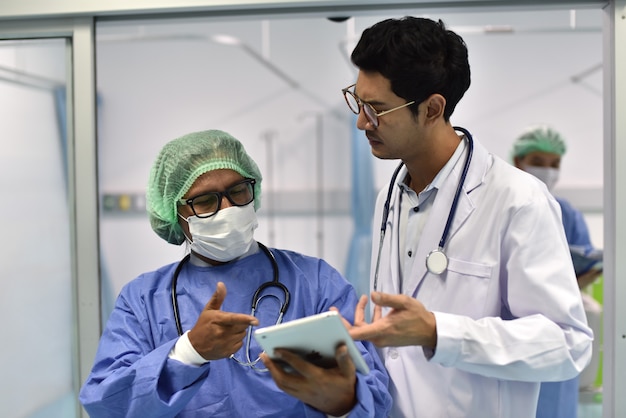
[[403, 141, 485, 297], [439, 142, 488, 251]]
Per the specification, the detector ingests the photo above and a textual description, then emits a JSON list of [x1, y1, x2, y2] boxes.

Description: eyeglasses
[[179, 178, 256, 218], [341, 83, 415, 128]]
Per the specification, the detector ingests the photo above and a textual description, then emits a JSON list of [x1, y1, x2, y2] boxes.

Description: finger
[[349, 324, 379, 342], [213, 312, 259, 327], [259, 352, 277, 372], [204, 282, 227, 311], [335, 344, 355, 377], [329, 307, 353, 329], [260, 352, 298, 380], [371, 291, 407, 310], [353, 295, 369, 326], [273, 349, 316, 378], [371, 302, 382, 322]]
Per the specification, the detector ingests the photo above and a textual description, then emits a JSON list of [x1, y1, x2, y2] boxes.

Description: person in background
[[79, 130, 392, 417], [512, 125, 603, 416], [341, 16, 593, 418], [512, 125, 603, 289]]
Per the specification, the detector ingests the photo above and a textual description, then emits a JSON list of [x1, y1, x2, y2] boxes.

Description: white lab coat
[[371, 138, 592, 418]]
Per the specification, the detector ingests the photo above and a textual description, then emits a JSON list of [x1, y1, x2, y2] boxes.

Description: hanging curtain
[[54, 86, 115, 323], [344, 116, 376, 298]]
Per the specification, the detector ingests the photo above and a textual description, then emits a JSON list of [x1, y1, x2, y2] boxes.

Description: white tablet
[[253, 311, 370, 374]]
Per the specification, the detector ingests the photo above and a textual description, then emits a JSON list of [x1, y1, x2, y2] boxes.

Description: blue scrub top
[[79, 247, 392, 418]]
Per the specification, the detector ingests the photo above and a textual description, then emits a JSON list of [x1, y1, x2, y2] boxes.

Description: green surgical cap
[[146, 130, 262, 245], [512, 125, 567, 159]]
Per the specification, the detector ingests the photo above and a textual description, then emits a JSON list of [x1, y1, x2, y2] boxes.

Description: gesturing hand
[[348, 292, 438, 349], [188, 282, 259, 360]]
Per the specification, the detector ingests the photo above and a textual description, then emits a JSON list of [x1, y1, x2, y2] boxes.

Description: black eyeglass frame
[[341, 83, 416, 128], [178, 178, 256, 218]]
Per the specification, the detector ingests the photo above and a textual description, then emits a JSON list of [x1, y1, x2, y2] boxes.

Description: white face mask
[[183, 204, 258, 262], [523, 165, 560, 192]]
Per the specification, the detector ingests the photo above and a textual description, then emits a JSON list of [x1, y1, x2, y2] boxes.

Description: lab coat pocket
[[446, 257, 492, 278], [439, 257, 493, 319]]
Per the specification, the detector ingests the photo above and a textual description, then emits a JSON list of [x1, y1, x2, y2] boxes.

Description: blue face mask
[[181, 204, 258, 262]]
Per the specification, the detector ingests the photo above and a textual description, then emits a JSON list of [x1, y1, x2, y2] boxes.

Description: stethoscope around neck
[[373, 126, 474, 291], [171, 242, 290, 370]]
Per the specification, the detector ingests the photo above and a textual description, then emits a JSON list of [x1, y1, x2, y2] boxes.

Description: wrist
[[425, 311, 438, 349], [169, 330, 209, 365]]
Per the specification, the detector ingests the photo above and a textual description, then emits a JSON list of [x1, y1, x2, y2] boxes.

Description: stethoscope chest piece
[[426, 249, 448, 275], [375, 126, 473, 286]]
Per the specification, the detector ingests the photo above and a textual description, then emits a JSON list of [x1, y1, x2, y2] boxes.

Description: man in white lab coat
[[342, 16, 593, 418]]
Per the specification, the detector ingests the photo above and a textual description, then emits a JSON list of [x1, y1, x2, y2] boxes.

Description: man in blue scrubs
[[79, 129, 392, 417]]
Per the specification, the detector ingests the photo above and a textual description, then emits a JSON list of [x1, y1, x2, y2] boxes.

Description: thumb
[[335, 344, 355, 377], [205, 282, 227, 311], [371, 291, 406, 310]]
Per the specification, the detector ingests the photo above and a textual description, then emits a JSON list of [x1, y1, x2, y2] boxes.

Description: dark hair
[[351, 16, 470, 121]]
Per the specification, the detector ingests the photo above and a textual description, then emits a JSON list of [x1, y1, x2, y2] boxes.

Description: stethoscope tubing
[[374, 126, 474, 289], [373, 162, 405, 292], [170, 242, 288, 337], [439, 126, 473, 249], [171, 253, 191, 336]]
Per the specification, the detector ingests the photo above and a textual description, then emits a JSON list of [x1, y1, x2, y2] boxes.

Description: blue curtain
[[344, 116, 376, 298], [53, 86, 114, 325]]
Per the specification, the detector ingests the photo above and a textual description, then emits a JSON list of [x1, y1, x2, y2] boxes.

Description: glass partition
[[0, 38, 77, 418], [95, 9, 603, 416]]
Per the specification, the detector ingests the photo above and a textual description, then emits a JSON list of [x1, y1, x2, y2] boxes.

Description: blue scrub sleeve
[[79, 293, 211, 417]]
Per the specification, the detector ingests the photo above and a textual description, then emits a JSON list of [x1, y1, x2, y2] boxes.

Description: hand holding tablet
[[253, 311, 370, 374]]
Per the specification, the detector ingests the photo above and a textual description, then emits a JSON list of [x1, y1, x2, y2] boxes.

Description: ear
[[177, 211, 192, 241], [424, 94, 446, 121]]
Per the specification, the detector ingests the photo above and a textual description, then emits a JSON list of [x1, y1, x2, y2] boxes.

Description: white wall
[[94, 9, 603, 301]]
